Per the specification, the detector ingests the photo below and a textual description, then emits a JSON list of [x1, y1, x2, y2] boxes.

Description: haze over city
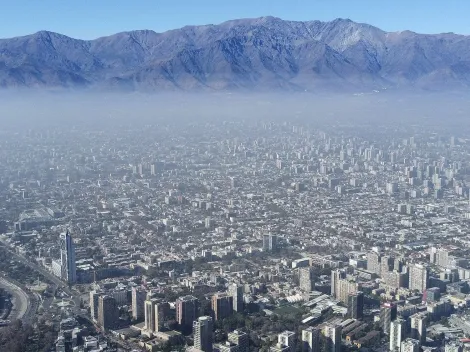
[[0, 2, 470, 352]]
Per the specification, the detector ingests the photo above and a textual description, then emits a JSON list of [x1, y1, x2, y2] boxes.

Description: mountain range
[[1, 16, 470, 91]]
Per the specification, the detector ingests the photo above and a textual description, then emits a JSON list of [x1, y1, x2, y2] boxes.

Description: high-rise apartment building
[[176, 295, 199, 331], [211, 292, 233, 321], [193, 316, 213, 352], [337, 278, 358, 304], [301, 327, 320, 352], [380, 302, 397, 335], [299, 267, 315, 292], [394, 257, 404, 272], [437, 248, 450, 268], [89, 290, 101, 322], [263, 234, 278, 251], [409, 264, 429, 292], [144, 298, 170, 333], [347, 291, 364, 319], [367, 252, 381, 276], [322, 323, 342, 352], [228, 284, 244, 312], [410, 313, 427, 345], [132, 287, 147, 321], [380, 256, 395, 276], [155, 301, 170, 332], [389, 318, 406, 352], [386, 182, 399, 194], [144, 299, 158, 332], [205, 217, 214, 230], [429, 247, 438, 264], [98, 295, 119, 330], [383, 270, 408, 289], [330, 269, 346, 298], [59, 231, 76, 284]]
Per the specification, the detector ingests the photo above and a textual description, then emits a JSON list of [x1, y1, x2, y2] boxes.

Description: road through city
[[0, 277, 30, 321]]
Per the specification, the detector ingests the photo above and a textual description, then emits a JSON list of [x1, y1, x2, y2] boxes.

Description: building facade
[[228, 284, 244, 312], [212, 292, 233, 321], [347, 291, 364, 319], [131, 287, 147, 321], [322, 324, 341, 352], [176, 295, 199, 331], [389, 318, 406, 352], [98, 295, 119, 330], [194, 316, 213, 352], [59, 231, 76, 284], [301, 327, 320, 352], [409, 264, 429, 292]]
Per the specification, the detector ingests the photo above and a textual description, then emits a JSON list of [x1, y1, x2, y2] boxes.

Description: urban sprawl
[[0, 118, 470, 352]]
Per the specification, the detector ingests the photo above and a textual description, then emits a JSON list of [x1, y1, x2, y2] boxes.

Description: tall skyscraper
[[144, 298, 158, 332], [205, 217, 214, 230], [228, 284, 244, 312], [194, 316, 213, 352], [386, 182, 399, 194], [322, 323, 342, 352], [228, 330, 249, 352], [301, 327, 320, 352], [437, 248, 450, 267], [383, 270, 408, 289], [98, 295, 119, 330], [131, 287, 147, 321], [89, 290, 101, 322], [429, 247, 438, 264], [330, 269, 345, 298], [211, 292, 233, 321], [389, 318, 406, 352], [230, 177, 238, 189], [367, 251, 381, 276], [380, 302, 397, 335], [380, 255, 395, 276], [410, 313, 427, 345], [263, 234, 278, 251], [337, 278, 358, 304], [176, 295, 199, 331], [409, 264, 429, 292], [400, 338, 420, 352], [299, 267, 315, 292], [155, 301, 170, 332], [278, 331, 296, 352], [394, 257, 404, 272], [347, 291, 364, 319], [59, 231, 76, 284]]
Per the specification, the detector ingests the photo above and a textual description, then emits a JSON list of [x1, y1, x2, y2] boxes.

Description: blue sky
[[0, 0, 469, 39]]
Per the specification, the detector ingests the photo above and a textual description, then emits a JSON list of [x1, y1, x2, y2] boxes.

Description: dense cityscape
[[1, 110, 470, 352]]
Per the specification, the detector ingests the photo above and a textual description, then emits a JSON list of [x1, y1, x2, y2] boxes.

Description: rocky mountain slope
[[1, 17, 469, 91]]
